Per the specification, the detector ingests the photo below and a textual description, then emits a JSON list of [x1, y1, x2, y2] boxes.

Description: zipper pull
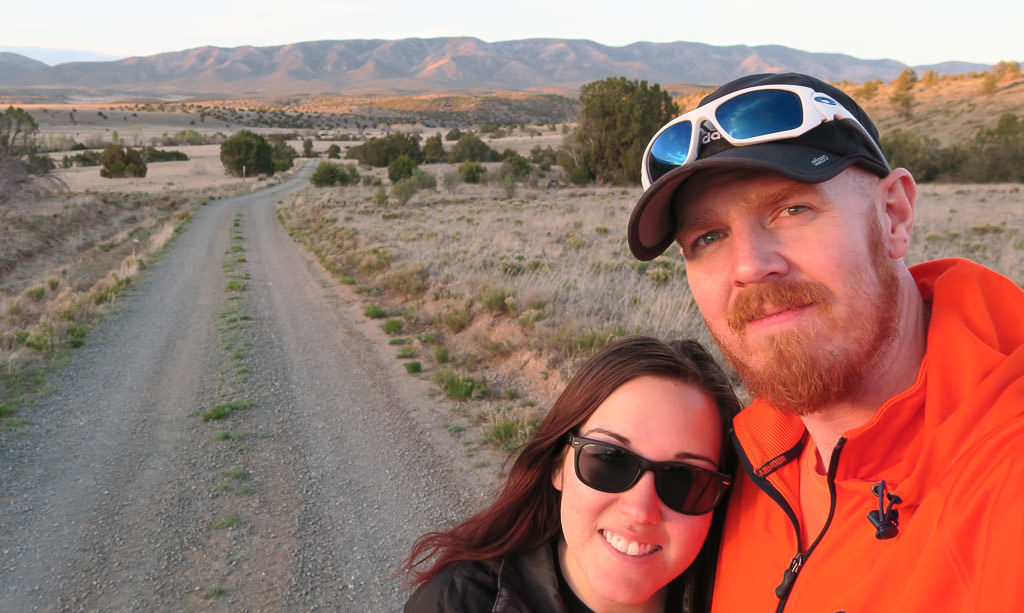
[[775, 553, 804, 599]]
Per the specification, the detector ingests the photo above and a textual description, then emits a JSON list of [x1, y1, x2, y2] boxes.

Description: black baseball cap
[[627, 73, 892, 261]]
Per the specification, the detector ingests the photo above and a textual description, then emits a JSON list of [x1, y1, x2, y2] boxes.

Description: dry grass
[[279, 169, 1023, 420]]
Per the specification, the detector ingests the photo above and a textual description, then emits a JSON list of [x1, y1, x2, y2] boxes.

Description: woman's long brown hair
[[402, 335, 741, 601]]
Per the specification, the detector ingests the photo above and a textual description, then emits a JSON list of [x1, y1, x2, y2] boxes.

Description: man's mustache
[[727, 280, 832, 334]]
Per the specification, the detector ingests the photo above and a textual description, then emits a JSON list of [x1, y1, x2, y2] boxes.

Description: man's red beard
[[711, 219, 901, 416]]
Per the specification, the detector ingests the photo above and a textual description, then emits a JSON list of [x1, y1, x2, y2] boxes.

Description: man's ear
[[878, 168, 917, 259]]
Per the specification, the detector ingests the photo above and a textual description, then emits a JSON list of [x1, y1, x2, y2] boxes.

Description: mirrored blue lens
[[647, 120, 693, 183], [715, 90, 803, 139]]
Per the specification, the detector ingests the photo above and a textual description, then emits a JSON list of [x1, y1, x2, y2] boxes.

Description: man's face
[[674, 169, 900, 415]]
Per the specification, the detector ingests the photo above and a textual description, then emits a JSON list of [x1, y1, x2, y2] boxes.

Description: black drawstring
[[867, 480, 902, 539]]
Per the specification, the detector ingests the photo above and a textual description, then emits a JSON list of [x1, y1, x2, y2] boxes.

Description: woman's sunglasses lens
[[715, 89, 803, 139], [654, 464, 696, 512], [578, 443, 640, 492], [647, 120, 693, 183]]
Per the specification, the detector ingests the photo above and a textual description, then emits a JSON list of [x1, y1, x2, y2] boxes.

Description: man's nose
[[731, 226, 788, 287]]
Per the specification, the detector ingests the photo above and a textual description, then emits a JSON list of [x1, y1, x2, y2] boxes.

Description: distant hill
[[0, 38, 996, 99]]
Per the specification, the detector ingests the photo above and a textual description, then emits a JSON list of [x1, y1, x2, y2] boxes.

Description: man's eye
[[696, 231, 723, 246], [781, 205, 810, 216]]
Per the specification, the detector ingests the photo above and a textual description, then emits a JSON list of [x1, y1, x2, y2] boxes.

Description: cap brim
[[628, 142, 861, 261]]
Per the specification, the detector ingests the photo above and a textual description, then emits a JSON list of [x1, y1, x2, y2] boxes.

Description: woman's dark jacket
[[404, 543, 568, 612]]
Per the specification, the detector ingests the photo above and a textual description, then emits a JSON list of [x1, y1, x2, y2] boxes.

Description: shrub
[[381, 318, 404, 334], [445, 128, 463, 141], [422, 133, 446, 163], [100, 144, 147, 178], [364, 305, 386, 318], [143, 147, 189, 162], [443, 307, 473, 332], [220, 130, 273, 177], [391, 176, 419, 205], [388, 154, 418, 183], [346, 133, 422, 167], [434, 370, 489, 401], [457, 161, 486, 183], [326, 143, 341, 158], [311, 161, 344, 187], [449, 133, 497, 163], [373, 185, 388, 207], [26, 154, 55, 174], [404, 361, 422, 374]]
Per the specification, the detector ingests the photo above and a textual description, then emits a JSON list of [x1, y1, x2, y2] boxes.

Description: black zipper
[[773, 437, 846, 613]]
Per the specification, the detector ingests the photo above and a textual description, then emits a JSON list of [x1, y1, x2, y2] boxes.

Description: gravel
[[0, 164, 500, 611]]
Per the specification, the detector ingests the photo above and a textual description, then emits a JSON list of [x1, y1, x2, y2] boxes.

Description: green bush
[[457, 161, 486, 183], [381, 318, 404, 334], [26, 153, 55, 174], [346, 133, 422, 167], [143, 147, 189, 162], [220, 130, 274, 177], [391, 176, 419, 205], [449, 133, 497, 163], [388, 154, 418, 183], [434, 369, 489, 401], [423, 133, 446, 162], [404, 361, 422, 374], [311, 161, 343, 187], [364, 305, 386, 318], [326, 143, 341, 158], [100, 144, 147, 178]]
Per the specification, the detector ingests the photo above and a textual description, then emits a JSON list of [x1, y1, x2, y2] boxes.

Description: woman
[[403, 336, 740, 612]]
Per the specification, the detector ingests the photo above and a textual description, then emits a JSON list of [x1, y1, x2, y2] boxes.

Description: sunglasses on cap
[[641, 84, 892, 189], [566, 433, 730, 516]]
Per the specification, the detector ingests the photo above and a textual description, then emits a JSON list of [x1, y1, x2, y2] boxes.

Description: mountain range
[[0, 38, 992, 98]]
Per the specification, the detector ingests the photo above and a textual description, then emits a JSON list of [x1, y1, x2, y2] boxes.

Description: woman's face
[[552, 375, 722, 610]]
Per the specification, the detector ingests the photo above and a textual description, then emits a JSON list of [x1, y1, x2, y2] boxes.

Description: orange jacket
[[711, 259, 1024, 613]]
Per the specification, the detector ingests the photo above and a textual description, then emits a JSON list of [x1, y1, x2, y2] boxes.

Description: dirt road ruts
[[1, 164, 493, 611]]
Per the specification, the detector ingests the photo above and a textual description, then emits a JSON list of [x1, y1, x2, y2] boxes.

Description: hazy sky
[[5, 0, 1021, 67]]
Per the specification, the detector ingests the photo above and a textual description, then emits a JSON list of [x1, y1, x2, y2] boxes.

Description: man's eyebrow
[[676, 182, 816, 235]]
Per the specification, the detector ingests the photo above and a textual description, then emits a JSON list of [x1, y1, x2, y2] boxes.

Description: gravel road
[[0, 164, 497, 611]]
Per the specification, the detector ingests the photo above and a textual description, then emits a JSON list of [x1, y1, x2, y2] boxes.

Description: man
[[627, 72, 1024, 611]]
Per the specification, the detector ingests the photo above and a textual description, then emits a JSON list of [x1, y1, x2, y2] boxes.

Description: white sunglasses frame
[[640, 84, 892, 190]]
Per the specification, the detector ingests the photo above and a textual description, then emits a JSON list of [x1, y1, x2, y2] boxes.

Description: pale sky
[[4, 0, 1021, 67]]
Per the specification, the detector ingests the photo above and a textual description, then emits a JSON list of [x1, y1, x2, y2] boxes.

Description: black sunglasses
[[566, 433, 730, 516]]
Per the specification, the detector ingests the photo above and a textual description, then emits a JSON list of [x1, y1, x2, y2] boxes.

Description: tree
[[1, 106, 38, 160], [560, 77, 678, 185], [220, 130, 274, 177], [267, 134, 297, 173], [449, 133, 497, 163], [445, 128, 464, 142], [422, 133, 446, 163], [326, 144, 341, 159], [1, 106, 68, 202], [303, 138, 316, 157]]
